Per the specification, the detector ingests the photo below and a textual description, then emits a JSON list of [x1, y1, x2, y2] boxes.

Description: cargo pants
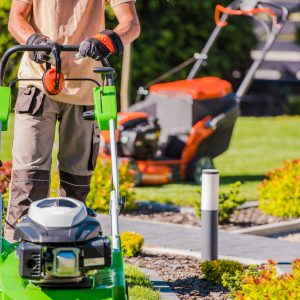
[[5, 87, 100, 233]]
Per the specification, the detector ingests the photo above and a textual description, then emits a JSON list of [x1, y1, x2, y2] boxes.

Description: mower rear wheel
[[192, 157, 215, 184]]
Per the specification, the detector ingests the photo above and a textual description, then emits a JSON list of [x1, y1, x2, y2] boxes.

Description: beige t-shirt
[[17, 0, 135, 105]]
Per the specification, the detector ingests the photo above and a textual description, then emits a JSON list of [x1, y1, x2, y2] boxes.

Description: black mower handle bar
[[0, 45, 110, 86]]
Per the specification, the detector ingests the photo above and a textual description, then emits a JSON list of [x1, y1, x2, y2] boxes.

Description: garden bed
[[126, 253, 229, 300], [124, 202, 287, 231]]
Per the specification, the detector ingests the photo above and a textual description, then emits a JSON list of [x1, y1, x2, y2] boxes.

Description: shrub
[[194, 181, 246, 224], [200, 259, 244, 286], [259, 160, 300, 218], [222, 264, 261, 292], [86, 156, 136, 213], [125, 264, 159, 300], [0, 160, 12, 206], [231, 259, 300, 300], [120, 231, 144, 258]]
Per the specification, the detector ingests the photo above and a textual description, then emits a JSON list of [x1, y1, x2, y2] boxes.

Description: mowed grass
[[134, 116, 300, 206]]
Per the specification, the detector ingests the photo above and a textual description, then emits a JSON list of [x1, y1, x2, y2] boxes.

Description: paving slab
[[98, 214, 300, 267]]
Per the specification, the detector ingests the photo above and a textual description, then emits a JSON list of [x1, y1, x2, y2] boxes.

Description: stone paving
[[99, 214, 300, 269]]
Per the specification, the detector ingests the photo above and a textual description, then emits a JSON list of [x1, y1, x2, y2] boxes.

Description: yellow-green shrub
[[200, 259, 244, 286], [86, 156, 136, 213], [232, 259, 300, 300], [259, 160, 300, 218], [194, 182, 246, 224], [121, 231, 144, 258]]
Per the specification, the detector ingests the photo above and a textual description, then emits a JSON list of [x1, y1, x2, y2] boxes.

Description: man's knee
[[59, 170, 91, 202], [6, 169, 50, 226]]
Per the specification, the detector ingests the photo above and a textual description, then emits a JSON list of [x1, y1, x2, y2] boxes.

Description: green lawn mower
[[0, 45, 128, 300]]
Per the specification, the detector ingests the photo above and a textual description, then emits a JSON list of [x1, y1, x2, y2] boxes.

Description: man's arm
[[112, 2, 141, 45], [8, 0, 35, 44]]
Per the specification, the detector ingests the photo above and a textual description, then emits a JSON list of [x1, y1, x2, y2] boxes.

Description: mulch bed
[[124, 203, 288, 230], [126, 253, 229, 300]]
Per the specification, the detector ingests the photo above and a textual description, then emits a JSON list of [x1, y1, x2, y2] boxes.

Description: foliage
[[284, 95, 300, 116], [222, 264, 261, 292], [200, 259, 244, 286], [86, 156, 136, 213], [0, 0, 20, 86], [194, 181, 246, 224], [106, 0, 256, 101], [125, 264, 159, 300], [259, 160, 300, 218], [0, 160, 12, 206], [120, 231, 144, 258], [231, 259, 300, 300]]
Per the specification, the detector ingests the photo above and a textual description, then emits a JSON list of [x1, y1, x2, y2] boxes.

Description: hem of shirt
[[110, 0, 136, 8]]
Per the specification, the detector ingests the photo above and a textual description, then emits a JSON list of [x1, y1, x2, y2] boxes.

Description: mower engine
[[14, 198, 111, 288]]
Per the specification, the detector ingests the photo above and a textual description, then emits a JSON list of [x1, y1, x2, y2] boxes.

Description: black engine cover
[[14, 215, 102, 244], [19, 242, 42, 280]]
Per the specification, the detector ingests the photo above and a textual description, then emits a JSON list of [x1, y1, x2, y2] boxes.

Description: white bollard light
[[201, 169, 219, 261]]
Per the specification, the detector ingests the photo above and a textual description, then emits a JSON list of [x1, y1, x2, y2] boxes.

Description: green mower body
[[0, 240, 126, 300]]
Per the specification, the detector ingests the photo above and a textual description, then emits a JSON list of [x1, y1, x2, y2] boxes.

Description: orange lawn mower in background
[[101, 0, 289, 185]]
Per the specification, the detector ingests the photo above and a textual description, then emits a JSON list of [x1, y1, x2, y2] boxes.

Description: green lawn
[[134, 116, 300, 206]]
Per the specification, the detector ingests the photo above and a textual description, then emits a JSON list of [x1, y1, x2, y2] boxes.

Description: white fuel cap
[[28, 197, 88, 228]]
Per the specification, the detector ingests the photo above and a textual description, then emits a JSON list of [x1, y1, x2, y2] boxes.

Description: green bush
[[231, 259, 300, 300], [120, 231, 144, 258], [194, 181, 246, 224], [0, 0, 20, 86], [259, 160, 300, 218], [200, 259, 244, 286], [86, 156, 136, 213], [222, 264, 261, 292], [125, 264, 159, 300]]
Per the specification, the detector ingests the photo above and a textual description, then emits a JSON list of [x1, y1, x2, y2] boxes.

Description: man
[[5, 0, 140, 240]]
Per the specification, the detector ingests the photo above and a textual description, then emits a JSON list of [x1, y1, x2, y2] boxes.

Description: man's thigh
[[13, 87, 58, 171]]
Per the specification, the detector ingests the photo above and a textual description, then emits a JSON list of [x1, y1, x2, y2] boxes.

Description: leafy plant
[[222, 264, 261, 292], [231, 259, 300, 300], [200, 259, 244, 286], [0, 160, 12, 206], [259, 160, 300, 218], [194, 181, 246, 224], [120, 231, 144, 258], [125, 264, 159, 300], [86, 156, 136, 213]]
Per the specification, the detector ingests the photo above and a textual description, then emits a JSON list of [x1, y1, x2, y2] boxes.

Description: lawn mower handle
[[0, 44, 110, 86]]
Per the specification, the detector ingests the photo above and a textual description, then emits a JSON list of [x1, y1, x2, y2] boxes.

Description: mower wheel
[[128, 160, 142, 186], [191, 157, 215, 184]]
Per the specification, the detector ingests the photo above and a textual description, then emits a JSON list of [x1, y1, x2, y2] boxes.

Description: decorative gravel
[[125, 202, 287, 230], [125, 253, 229, 300]]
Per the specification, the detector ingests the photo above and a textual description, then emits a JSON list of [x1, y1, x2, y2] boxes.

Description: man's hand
[[26, 33, 54, 64], [79, 30, 123, 61]]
